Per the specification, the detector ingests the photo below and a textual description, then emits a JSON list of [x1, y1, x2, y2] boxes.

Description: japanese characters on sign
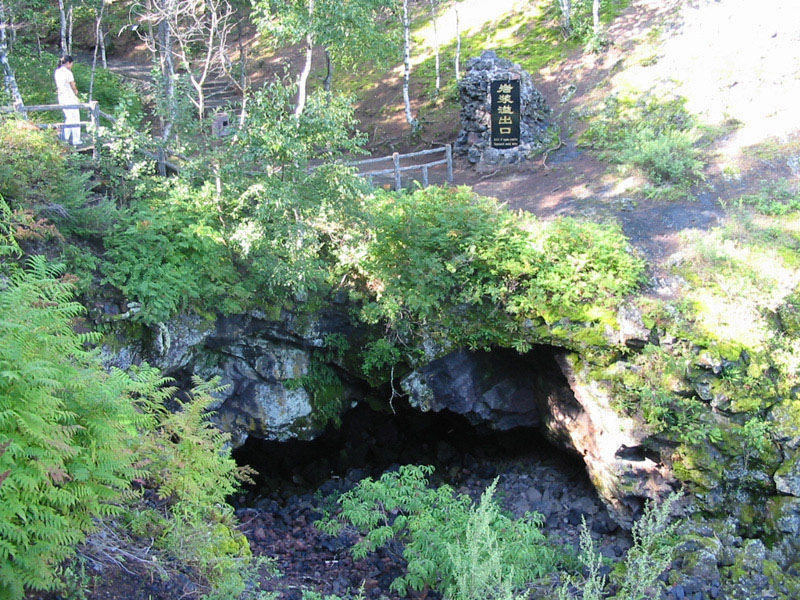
[[490, 79, 521, 149]]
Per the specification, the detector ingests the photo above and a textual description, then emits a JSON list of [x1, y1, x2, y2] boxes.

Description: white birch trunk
[[294, 0, 314, 117], [0, 0, 23, 106], [401, 0, 415, 128], [592, 0, 601, 37], [67, 3, 73, 54], [454, 6, 460, 80], [429, 0, 439, 95], [58, 0, 67, 55], [89, 2, 105, 101], [157, 5, 176, 142], [100, 24, 107, 68], [558, 0, 572, 36]]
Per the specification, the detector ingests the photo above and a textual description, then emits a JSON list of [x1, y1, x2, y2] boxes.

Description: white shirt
[[55, 66, 79, 104]]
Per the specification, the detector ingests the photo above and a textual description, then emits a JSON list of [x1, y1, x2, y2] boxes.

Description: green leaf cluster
[[579, 92, 704, 193], [0, 251, 141, 598], [359, 186, 644, 352], [0, 118, 89, 210], [0, 216, 260, 598], [318, 465, 559, 598], [558, 493, 681, 600]]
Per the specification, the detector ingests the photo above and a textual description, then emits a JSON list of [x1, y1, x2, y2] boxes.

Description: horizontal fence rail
[[3, 104, 456, 188], [1, 102, 182, 174], [351, 145, 454, 190], [2, 101, 102, 159]]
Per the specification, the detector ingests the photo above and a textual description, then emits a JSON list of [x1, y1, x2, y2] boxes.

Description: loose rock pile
[[455, 50, 551, 167]]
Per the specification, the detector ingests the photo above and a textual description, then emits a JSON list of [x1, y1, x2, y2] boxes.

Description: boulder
[[400, 348, 543, 430]]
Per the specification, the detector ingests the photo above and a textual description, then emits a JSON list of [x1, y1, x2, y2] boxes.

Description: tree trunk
[[6, 12, 12, 52], [294, 0, 314, 117], [429, 0, 439, 96], [57, 0, 67, 55], [99, 24, 107, 68], [592, 0, 601, 38], [89, 2, 105, 101], [236, 17, 248, 126], [157, 7, 176, 141], [67, 2, 73, 54], [401, 0, 415, 128], [558, 0, 572, 37], [429, 0, 440, 96], [454, 6, 460, 80], [323, 47, 332, 92], [0, 0, 23, 107]]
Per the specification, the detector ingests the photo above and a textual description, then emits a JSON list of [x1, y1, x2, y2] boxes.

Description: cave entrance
[[230, 348, 635, 599], [232, 398, 621, 539]]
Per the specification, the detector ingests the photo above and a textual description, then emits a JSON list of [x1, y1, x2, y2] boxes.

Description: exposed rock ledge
[[103, 311, 674, 527], [400, 347, 676, 527]]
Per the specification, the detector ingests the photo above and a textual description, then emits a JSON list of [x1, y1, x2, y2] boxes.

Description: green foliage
[[117, 373, 265, 600], [580, 93, 703, 194], [359, 186, 643, 351], [135, 376, 250, 507], [217, 84, 370, 307], [5, 47, 142, 121], [447, 479, 538, 600], [738, 179, 800, 215], [618, 128, 704, 187], [0, 220, 260, 598], [558, 493, 681, 600], [318, 465, 559, 598], [0, 254, 140, 598], [0, 118, 89, 209], [253, 0, 399, 77], [99, 180, 249, 325], [286, 360, 347, 428]]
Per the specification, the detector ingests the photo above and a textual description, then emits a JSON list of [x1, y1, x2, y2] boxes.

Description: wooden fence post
[[90, 101, 100, 160], [421, 165, 429, 187], [157, 147, 166, 177], [445, 144, 453, 184], [392, 152, 402, 191]]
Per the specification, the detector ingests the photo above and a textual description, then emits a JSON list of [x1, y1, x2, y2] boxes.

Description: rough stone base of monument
[[455, 50, 552, 168]]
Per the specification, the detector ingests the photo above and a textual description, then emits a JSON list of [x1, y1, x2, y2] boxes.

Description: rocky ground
[[227, 404, 628, 599]]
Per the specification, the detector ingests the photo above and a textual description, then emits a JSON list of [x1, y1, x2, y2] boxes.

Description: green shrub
[[0, 118, 89, 209], [0, 211, 261, 598], [359, 186, 643, 350], [99, 181, 250, 324], [580, 93, 703, 193], [738, 179, 800, 215], [618, 128, 704, 186], [318, 465, 559, 598], [0, 252, 140, 598], [558, 493, 681, 600]]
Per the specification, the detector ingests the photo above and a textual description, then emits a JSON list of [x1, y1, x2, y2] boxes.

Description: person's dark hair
[[58, 55, 74, 67]]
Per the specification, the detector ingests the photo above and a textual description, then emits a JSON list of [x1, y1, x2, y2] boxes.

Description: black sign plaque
[[490, 79, 521, 149]]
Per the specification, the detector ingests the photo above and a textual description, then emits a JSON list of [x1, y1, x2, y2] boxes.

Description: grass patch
[[736, 179, 800, 216], [579, 91, 704, 197], [673, 214, 800, 351]]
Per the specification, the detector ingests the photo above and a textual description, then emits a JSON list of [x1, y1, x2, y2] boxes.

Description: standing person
[[54, 55, 81, 146]]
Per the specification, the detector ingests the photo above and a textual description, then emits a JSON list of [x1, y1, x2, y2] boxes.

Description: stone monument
[[455, 50, 551, 167]]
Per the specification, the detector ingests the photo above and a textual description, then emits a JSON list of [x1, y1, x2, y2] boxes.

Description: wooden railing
[[351, 145, 454, 190], [0, 101, 102, 159], [0, 102, 183, 174], [2, 103, 456, 187]]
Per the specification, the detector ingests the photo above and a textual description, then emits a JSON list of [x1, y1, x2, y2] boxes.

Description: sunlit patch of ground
[[609, 0, 800, 156]]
